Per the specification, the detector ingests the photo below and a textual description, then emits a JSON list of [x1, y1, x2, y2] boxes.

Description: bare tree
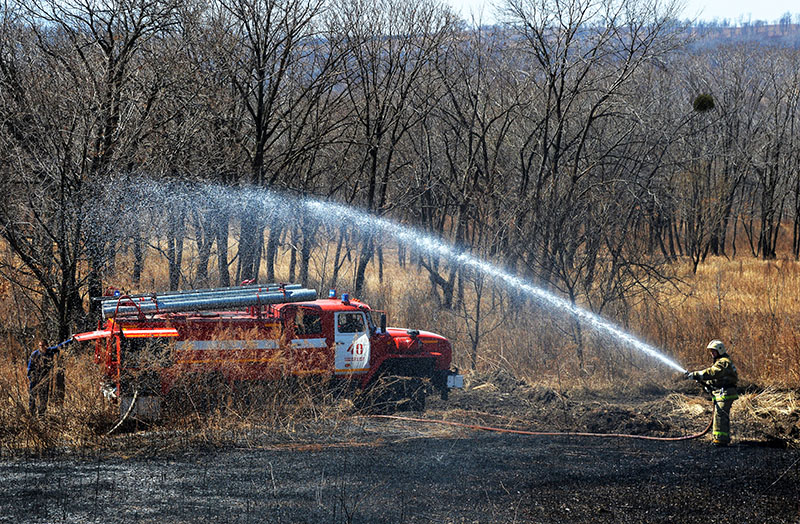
[[0, 6, 88, 339], [753, 50, 800, 259], [499, 0, 686, 365], [17, 0, 181, 317], [215, 0, 342, 283], [409, 25, 521, 309], [328, 0, 457, 296]]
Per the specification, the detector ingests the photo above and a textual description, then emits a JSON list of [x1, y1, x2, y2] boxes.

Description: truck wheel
[[355, 375, 397, 414], [399, 377, 426, 412], [166, 372, 228, 415]]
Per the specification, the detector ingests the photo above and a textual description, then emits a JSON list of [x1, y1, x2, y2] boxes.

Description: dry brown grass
[[637, 256, 800, 387], [146, 376, 358, 453], [0, 348, 117, 453], [729, 388, 800, 445], [0, 342, 359, 453]]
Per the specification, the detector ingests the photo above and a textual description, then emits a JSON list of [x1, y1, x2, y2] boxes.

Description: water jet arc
[[302, 198, 686, 374]]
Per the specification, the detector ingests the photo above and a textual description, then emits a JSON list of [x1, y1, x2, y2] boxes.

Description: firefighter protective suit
[[27, 343, 56, 416], [686, 340, 738, 446], [27, 338, 71, 416]]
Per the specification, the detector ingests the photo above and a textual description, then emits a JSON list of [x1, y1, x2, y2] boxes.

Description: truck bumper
[[434, 369, 463, 400], [447, 373, 464, 389]]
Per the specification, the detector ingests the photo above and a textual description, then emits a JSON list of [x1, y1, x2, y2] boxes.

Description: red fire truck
[[73, 283, 463, 418]]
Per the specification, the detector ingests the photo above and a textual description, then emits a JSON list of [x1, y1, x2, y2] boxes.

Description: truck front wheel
[[356, 375, 428, 414], [397, 377, 426, 412]]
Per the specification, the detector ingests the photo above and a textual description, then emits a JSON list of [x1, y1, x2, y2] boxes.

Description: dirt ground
[[2, 375, 799, 523]]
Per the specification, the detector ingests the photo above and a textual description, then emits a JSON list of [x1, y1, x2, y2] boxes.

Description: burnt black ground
[[2, 380, 799, 524], [1, 420, 799, 524]]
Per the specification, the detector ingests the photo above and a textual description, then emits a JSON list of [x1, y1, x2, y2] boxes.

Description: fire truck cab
[[74, 284, 463, 419]]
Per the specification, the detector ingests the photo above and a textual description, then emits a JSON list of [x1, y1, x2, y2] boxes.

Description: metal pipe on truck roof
[[100, 283, 302, 304], [100, 284, 304, 315], [102, 288, 317, 318], [109, 286, 299, 303], [117, 287, 304, 308]]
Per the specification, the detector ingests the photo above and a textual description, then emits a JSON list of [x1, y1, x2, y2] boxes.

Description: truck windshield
[[364, 310, 378, 332]]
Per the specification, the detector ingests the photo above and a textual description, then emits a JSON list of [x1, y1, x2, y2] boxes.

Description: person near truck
[[28, 340, 56, 416], [684, 339, 739, 446], [27, 337, 72, 416]]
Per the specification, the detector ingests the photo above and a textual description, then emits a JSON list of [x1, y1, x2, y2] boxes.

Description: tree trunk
[[299, 221, 315, 286], [132, 232, 144, 285], [195, 214, 213, 288], [87, 235, 104, 321], [168, 216, 185, 291], [469, 287, 482, 371], [377, 246, 384, 284], [266, 224, 282, 283], [331, 228, 345, 289], [216, 209, 231, 288], [289, 226, 298, 282], [354, 237, 374, 297]]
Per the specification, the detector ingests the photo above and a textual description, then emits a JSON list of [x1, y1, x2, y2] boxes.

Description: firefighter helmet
[[707, 339, 726, 355]]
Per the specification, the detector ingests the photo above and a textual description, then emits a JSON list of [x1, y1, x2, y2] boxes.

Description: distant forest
[[689, 12, 800, 47], [2, 0, 800, 340]]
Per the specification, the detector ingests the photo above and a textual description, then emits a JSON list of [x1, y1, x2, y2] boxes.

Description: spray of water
[[116, 181, 686, 373], [301, 197, 687, 374]]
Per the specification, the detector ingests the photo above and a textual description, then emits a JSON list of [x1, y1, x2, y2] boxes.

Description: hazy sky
[[680, 0, 795, 22], [446, 0, 797, 25]]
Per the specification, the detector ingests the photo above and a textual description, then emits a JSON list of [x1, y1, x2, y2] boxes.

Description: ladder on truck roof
[[100, 283, 317, 319]]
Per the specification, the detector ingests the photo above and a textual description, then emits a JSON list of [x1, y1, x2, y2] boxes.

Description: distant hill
[[688, 17, 800, 48]]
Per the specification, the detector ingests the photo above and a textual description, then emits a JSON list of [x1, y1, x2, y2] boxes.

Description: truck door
[[334, 311, 370, 375]]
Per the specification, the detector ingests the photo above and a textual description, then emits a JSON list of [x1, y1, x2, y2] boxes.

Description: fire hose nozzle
[[683, 371, 713, 394], [695, 378, 714, 395]]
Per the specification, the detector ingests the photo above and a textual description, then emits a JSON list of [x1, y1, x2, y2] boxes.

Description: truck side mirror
[[380, 313, 387, 333]]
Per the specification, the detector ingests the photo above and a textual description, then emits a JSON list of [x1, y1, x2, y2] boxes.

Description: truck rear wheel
[[166, 372, 229, 416]]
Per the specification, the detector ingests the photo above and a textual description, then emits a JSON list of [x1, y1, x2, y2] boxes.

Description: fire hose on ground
[[368, 378, 716, 442]]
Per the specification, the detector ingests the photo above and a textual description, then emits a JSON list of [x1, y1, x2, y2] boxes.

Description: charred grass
[[449, 369, 800, 447]]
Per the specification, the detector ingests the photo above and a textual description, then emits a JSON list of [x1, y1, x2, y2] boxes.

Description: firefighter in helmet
[[684, 339, 739, 446]]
